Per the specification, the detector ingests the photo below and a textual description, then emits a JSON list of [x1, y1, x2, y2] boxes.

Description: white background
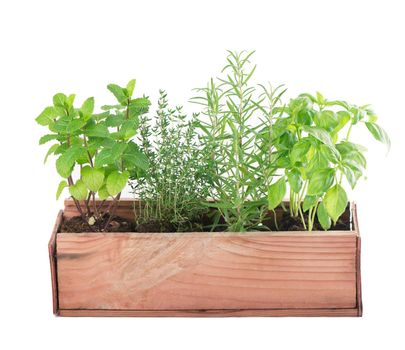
[[1, 0, 404, 349]]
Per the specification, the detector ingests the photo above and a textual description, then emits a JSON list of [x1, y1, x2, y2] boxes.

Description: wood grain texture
[[49, 210, 62, 315], [353, 203, 363, 316], [58, 308, 359, 317], [64, 199, 137, 220], [50, 200, 362, 317]]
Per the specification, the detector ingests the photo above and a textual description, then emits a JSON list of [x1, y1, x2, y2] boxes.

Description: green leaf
[[114, 119, 138, 140], [105, 113, 125, 127], [36, 107, 58, 126], [98, 185, 110, 200], [290, 139, 311, 164], [303, 195, 318, 212], [316, 91, 325, 105], [337, 141, 366, 163], [55, 145, 83, 178], [101, 104, 124, 111], [296, 109, 314, 126], [49, 116, 70, 134], [107, 84, 128, 105], [93, 111, 110, 121], [319, 144, 340, 164], [94, 148, 113, 167], [85, 123, 109, 138], [53, 93, 67, 107], [56, 180, 68, 200], [350, 107, 364, 124], [307, 168, 335, 195], [342, 163, 357, 189], [128, 97, 151, 117], [317, 202, 331, 230], [303, 126, 334, 147], [111, 143, 128, 159], [334, 111, 351, 133], [66, 94, 76, 108], [126, 79, 136, 98], [39, 134, 59, 145], [305, 147, 329, 178], [44, 143, 59, 163], [324, 184, 348, 224], [81, 166, 104, 192], [365, 122, 391, 151], [69, 179, 88, 200], [80, 97, 94, 120], [267, 177, 286, 210], [123, 142, 149, 170], [66, 118, 87, 133], [106, 170, 129, 196], [314, 110, 338, 132], [286, 168, 302, 193]]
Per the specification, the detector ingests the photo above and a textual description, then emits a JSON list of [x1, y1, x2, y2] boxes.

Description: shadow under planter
[[49, 199, 362, 317]]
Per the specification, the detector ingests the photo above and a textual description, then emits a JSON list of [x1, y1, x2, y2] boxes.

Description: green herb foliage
[[131, 90, 210, 231], [193, 51, 390, 231], [192, 51, 280, 231], [36, 79, 150, 231], [37, 52, 390, 233], [262, 91, 390, 230]]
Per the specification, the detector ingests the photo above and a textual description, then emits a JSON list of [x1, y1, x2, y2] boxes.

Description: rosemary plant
[[192, 51, 279, 231], [131, 90, 210, 232]]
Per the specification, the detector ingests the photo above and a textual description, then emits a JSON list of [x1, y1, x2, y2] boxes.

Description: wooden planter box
[[49, 199, 362, 317]]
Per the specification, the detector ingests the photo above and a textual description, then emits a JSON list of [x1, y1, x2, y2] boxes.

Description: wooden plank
[[48, 210, 62, 315], [353, 203, 363, 316], [58, 308, 359, 317], [64, 199, 137, 220], [56, 231, 358, 311]]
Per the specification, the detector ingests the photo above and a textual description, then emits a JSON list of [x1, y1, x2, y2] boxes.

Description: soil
[[60, 207, 351, 233], [60, 214, 135, 233], [263, 207, 351, 231]]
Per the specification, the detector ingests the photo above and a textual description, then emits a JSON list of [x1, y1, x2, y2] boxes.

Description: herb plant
[[36, 79, 150, 231], [193, 51, 390, 232], [192, 51, 275, 231], [264, 92, 390, 230], [131, 90, 210, 232], [37, 52, 390, 233]]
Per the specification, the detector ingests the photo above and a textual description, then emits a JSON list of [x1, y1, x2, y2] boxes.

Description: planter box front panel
[[50, 200, 362, 316]]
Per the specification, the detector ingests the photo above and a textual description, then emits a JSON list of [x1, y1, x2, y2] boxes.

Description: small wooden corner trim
[[350, 202, 363, 316], [49, 210, 62, 316], [356, 236, 363, 316]]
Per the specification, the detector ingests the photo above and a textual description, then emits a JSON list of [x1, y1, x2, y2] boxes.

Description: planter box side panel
[[56, 232, 358, 311]]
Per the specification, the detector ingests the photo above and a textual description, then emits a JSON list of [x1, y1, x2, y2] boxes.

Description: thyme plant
[[36, 79, 150, 231], [131, 90, 210, 231]]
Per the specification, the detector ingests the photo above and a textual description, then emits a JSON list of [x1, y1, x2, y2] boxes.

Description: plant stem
[[298, 204, 307, 230], [103, 192, 121, 231]]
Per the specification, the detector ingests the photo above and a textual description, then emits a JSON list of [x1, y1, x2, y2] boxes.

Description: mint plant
[[266, 92, 390, 230], [131, 90, 210, 232], [36, 79, 150, 231]]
